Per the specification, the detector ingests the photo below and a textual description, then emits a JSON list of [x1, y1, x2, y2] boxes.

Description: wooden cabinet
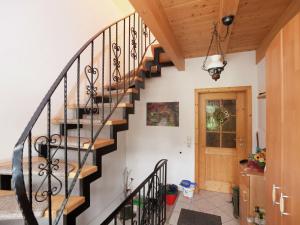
[[239, 166, 265, 225], [265, 12, 300, 225]]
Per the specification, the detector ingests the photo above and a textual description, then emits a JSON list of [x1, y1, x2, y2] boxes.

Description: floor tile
[[169, 210, 180, 225], [207, 208, 233, 223], [168, 190, 239, 225], [222, 219, 240, 225]]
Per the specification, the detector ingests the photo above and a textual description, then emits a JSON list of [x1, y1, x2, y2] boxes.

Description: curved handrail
[[12, 11, 156, 225]]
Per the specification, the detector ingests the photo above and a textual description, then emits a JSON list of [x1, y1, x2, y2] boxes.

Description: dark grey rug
[[177, 208, 222, 225]]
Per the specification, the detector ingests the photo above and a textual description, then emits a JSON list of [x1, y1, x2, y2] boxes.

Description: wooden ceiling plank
[[129, 0, 185, 70], [256, 0, 300, 63], [218, 0, 240, 53]]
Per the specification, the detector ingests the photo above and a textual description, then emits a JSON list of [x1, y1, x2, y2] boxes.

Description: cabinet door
[[239, 183, 249, 225], [281, 13, 300, 225], [265, 31, 283, 225]]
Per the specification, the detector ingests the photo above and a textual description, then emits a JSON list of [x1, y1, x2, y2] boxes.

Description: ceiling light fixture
[[202, 15, 235, 81]]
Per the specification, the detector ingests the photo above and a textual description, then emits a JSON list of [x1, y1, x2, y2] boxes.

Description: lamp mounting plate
[[222, 15, 235, 26]]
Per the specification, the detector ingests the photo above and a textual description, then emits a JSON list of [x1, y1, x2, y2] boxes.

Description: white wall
[[125, 51, 259, 186], [0, 0, 133, 160]]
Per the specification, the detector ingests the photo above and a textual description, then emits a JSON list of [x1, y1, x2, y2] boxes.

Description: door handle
[[279, 192, 289, 216], [272, 184, 280, 205]]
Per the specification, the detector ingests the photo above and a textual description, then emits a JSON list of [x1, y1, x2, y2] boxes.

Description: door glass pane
[[206, 132, 220, 147], [222, 133, 236, 148], [206, 100, 220, 131], [222, 115, 236, 132], [205, 99, 237, 148]]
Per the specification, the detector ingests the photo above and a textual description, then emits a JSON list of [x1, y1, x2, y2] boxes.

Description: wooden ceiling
[[159, 0, 292, 58]]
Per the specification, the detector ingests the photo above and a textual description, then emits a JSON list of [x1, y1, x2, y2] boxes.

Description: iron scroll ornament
[[112, 43, 122, 83], [33, 134, 63, 202], [130, 27, 137, 60], [84, 65, 99, 114]]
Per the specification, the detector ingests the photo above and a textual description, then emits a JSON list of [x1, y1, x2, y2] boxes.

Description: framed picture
[[146, 102, 179, 127]]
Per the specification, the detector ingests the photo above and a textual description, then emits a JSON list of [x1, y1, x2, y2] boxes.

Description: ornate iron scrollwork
[[143, 24, 148, 38], [84, 65, 99, 114], [130, 27, 137, 60], [33, 134, 63, 203], [141, 174, 163, 225], [112, 43, 122, 83]]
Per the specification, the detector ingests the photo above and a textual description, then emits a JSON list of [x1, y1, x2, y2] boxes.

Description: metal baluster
[[28, 131, 32, 207], [123, 19, 126, 93], [149, 26, 151, 48], [138, 13, 140, 64], [143, 185, 146, 224], [114, 215, 117, 225], [163, 162, 167, 221], [90, 42, 94, 141], [128, 16, 131, 87], [64, 74, 68, 198], [116, 23, 119, 103], [138, 189, 141, 225], [102, 32, 105, 123], [155, 171, 159, 225], [159, 167, 162, 224], [47, 99, 52, 225], [122, 206, 126, 225], [109, 27, 112, 112], [131, 198, 134, 225], [77, 57, 81, 167], [134, 14, 136, 82], [151, 175, 154, 225]]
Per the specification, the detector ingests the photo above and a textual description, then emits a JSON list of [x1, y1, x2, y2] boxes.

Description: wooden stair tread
[[96, 88, 138, 98], [49, 195, 85, 216], [35, 135, 114, 150], [0, 157, 97, 179], [105, 76, 144, 89], [68, 102, 133, 109], [52, 118, 127, 126], [0, 190, 84, 218]]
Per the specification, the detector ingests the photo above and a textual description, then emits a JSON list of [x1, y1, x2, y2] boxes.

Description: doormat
[[177, 208, 222, 225]]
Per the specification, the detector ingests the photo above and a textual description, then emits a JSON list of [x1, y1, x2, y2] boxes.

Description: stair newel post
[[47, 99, 53, 225], [163, 162, 167, 223], [63, 74, 69, 199], [77, 56, 81, 168], [28, 130, 33, 207], [102, 32, 105, 123]]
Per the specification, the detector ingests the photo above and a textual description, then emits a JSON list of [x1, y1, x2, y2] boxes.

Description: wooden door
[[265, 31, 283, 225], [199, 92, 247, 193], [281, 13, 300, 225]]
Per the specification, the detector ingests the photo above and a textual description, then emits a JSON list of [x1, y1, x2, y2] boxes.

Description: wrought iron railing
[[12, 12, 156, 225], [101, 159, 167, 225]]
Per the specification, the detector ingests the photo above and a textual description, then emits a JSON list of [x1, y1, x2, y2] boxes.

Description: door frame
[[194, 86, 252, 192]]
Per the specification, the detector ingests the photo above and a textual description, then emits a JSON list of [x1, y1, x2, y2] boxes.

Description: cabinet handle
[[240, 171, 249, 177], [279, 192, 289, 216], [272, 184, 280, 205], [243, 191, 248, 202]]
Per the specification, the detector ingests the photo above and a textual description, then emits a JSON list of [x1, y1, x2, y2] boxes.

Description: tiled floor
[[166, 190, 240, 225]]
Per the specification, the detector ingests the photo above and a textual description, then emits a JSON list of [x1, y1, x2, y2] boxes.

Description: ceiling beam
[[129, 0, 185, 71], [256, 0, 300, 63], [218, 0, 240, 53]]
